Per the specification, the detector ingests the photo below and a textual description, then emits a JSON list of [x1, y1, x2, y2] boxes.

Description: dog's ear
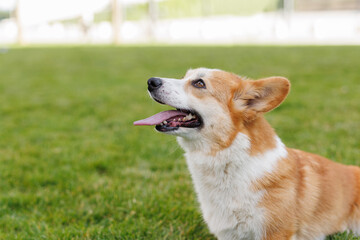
[[233, 77, 290, 117]]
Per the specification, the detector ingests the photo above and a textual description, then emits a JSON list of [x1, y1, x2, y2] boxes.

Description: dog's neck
[[177, 116, 278, 157], [177, 117, 287, 237]]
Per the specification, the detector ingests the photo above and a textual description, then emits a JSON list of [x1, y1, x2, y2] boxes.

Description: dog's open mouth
[[134, 109, 202, 132]]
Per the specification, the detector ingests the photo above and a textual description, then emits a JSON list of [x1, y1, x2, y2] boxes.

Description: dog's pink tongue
[[134, 110, 186, 126]]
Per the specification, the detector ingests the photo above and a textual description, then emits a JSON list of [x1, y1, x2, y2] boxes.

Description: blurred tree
[[125, 0, 281, 21], [0, 11, 10, 21]]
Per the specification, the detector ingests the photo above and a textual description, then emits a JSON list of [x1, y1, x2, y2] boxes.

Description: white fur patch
[[179, 134, 287, 240], [152, 77, 190, 110]]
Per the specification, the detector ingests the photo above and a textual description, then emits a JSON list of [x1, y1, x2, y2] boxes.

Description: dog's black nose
[[147, 77, 163, 91]]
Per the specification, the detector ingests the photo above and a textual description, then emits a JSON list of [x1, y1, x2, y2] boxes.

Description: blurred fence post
[[148, 0, 157, 41], [283, 0, 294, 20], [15, 0, 23, 45], [112, 0, 122, 44]]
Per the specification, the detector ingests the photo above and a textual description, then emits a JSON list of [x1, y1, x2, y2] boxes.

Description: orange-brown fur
[[243, 117, 277, 156], [252, 148, 360, 239]]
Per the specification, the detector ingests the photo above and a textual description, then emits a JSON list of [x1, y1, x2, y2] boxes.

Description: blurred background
[[1, 0, 360, 45]]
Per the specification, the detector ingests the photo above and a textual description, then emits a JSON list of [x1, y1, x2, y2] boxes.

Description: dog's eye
[[192, 79, 206, 89]]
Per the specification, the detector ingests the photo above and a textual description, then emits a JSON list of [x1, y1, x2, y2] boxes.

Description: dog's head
[[134, 68, 290, 149]]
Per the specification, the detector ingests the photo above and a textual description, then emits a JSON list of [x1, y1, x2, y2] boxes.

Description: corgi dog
[[134, 68, 360, 240]]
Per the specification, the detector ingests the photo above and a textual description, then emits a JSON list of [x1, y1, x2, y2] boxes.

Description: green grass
[[0, 46, 359, 239]]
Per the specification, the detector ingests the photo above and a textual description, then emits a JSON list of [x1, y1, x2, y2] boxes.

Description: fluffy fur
[[146, 68, 360, 240]]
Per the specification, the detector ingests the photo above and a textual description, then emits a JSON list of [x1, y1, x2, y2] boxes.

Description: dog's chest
[[180, 135, 287, 240], [186, 154, 265, 239]]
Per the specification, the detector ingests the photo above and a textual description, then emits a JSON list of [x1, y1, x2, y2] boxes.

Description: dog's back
[[256, 147, 360, 239]]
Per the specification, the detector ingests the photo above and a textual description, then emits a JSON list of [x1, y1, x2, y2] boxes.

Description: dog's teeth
[[178, 118, 181, 121], [183, 117, 186, 121], [164, 121, 167, 124]]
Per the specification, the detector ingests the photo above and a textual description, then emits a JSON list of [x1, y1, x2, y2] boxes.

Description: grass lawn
[[0, 46, 359, 239]]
